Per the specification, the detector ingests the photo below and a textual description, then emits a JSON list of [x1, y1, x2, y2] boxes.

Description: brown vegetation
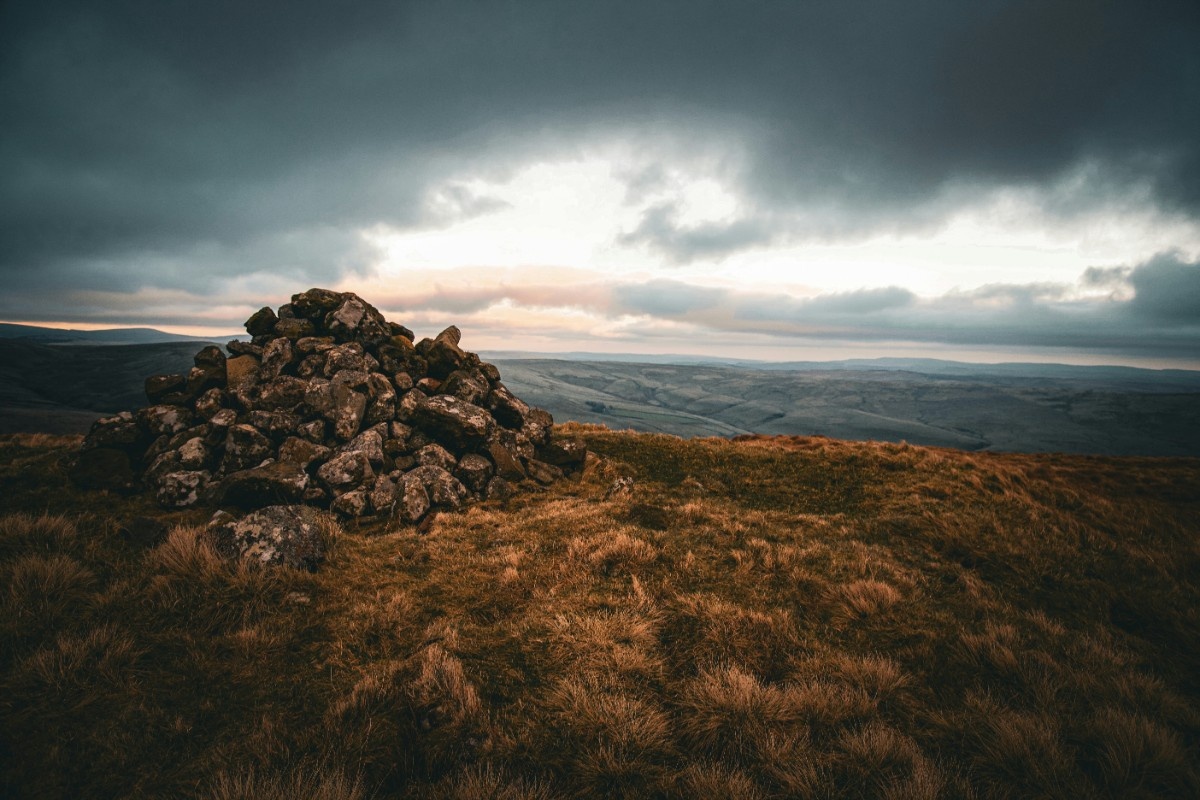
[[1, 426, 1198, 797]]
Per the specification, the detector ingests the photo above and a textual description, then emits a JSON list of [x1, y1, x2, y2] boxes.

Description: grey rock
[[222, 424, 273, 473], [485, 475, 517, 500], [536, 437, 588, 469], [274, 317, 315, 340], [137, 404, 193, 437], [485, 435, 526, 482], [297, 418, 326, 443], [186, 362, 226, 397], [323, 342, 367, 377], [245, 306, 279, 336], [393, 372, 414, 392], [177, 437, 210, 470], [261, 337, 296, 379], [325, 294, 389, 343], [365, 372, 397, 424], [296, 335, 336, 353], [277, 436, 331, 468], [209, 408, 237, 431], [487, 383, 530, 429], [425, 331, 466, 379], [406, 464, 469, 510], [211, 461, 310, 509], [525, 458, 564, 485], [296, 353, 326, 378], [303, 377, 333, 417], [522, 407, 554, 447], [290, 287, 344, 319], [443, 369, 490, 405], [331, 488, 371, 518], [226, 340, 262, 357], [369, 473, 399, 515], [194, 345, 226, 369], [478, 362, 501, 383], [156, 470, 211, 508], [416, 443, 457, 471], [411, 395, 495, 452], [337, 426, 386, 468], [209, 504, 327, 570], [256, 376, 308, 410], [247, 409, 300, 440], [194, 387, 225, 420], [330, 383, 367, 441], [317, 450, 374, 493], [454, 453, 494, 493], [145, 373, 187, 404], [395, 472, 431, 524], [395, 389, 423, 422], [82, 411, 144, 452]]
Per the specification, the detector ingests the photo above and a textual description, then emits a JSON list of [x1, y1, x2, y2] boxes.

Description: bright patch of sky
[[366, 155, 1200, 299]]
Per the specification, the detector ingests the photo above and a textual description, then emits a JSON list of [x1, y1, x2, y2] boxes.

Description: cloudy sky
[[3, 1, 1199, 367]]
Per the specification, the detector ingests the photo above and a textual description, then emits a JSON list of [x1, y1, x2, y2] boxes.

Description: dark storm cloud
[[1127, 251, 1200, 322], [2, 0, 1198, 294], [617, 204, 777, 262]]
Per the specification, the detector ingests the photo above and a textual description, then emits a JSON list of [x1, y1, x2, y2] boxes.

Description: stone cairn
[[73, 288, 587, 525]]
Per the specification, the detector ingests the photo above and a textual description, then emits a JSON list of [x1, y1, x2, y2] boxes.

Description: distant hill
[[493, 357, 1200, 456], [0, 339, 215, 433], [484, 351, 1200, 389], [2, 338, 1199, 455], [0, 322, 228, 346]]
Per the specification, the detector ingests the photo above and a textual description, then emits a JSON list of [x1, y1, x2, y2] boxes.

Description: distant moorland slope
[[495, 358, 1200, 456], [1, 333, 1198, 455]]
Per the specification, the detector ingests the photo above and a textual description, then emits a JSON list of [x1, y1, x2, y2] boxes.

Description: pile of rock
[[73, 288, 586, 524]]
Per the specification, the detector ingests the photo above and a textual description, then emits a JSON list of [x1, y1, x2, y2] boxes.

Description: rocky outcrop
[[75, 288, 587, 526]]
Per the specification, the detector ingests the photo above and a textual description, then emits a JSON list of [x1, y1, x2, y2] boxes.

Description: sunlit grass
[[0, 429, 1198, 797]]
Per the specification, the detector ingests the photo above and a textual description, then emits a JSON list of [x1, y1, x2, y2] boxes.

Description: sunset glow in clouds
[[3, 2, 1199, 366]]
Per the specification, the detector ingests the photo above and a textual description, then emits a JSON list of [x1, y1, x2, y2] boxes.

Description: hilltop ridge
[[1, 426, 1197, 797]]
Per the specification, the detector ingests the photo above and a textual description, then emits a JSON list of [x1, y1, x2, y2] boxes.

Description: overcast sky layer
[[2, 1, 1199, 366]]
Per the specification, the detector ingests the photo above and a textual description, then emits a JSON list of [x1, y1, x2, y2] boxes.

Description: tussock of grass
[[205, 764, 365, 800], [0, 511, 80, 557], [1, 429, 1199, 797], [418, 763, 554, 800]]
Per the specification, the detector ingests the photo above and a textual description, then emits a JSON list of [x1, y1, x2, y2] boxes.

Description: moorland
[[3, 337, 1199, 456], [1, 425, 1198, 798]]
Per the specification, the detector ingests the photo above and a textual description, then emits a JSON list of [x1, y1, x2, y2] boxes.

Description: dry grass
[[205, 764, 365, 800], [1, 429, 1198, 797]]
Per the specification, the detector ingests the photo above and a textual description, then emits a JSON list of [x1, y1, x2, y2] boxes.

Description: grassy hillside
[[495, 359, 1200, 456], [0, 340, 213, 434], [1, 428, 1198, 798]]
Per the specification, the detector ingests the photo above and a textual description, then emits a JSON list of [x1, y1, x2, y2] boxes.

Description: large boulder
[[405, 465, 470, 510], [245, 306, 279, 336], [208, 505, 327, 570], [411, 395, 495, 453], [156, 470, 211, 508], [536, 437, 588, 468], [210, 461, 310, 508], [81, 411, 146, 453], [395, 472, 431, 524], [317, 451, 374, 494]]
